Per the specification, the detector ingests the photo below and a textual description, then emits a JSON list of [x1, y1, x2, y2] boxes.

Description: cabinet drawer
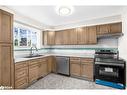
[[15, 67, 28, 80], [15, 77, 28, 89], [81, 58, 94, 63], [70, 57, 80, 63], [41, 58, 48, 63], [29, 59, 41, 65], [15, 61, 28, 70]]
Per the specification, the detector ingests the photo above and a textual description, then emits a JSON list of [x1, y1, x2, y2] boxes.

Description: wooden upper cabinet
[[87, 26, 97, 44], [57, 29, 77, 45], [97, 24, 110, 35], [43, 22, 122, 45], [77, 27, 88, 44], [55, 31, 63, 45], [97, 22, 122, 35], [47, 31, 55, 45], [109, 22, 122, 33], [62, 30, 70, 45], [43, 31, 55, 45], [69, 28, 78, 45], [43, 31, 48, 45], [0, 9, 13, 43]]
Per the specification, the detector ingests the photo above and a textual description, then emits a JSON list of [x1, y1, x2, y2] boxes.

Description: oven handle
[[95, 62, 124, 67]]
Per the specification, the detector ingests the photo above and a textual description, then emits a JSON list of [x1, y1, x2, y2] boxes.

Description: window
[[14, 27, 37, 47]]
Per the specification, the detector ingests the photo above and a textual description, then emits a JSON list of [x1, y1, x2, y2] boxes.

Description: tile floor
[[27, 73, 115, 89]]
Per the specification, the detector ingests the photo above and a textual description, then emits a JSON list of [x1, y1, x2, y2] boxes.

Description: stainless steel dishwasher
[[56, 56, 70, 75]]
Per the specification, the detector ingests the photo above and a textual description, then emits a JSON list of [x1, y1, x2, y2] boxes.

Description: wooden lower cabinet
[[38, 58, 48, 78], [14, 61, 28, 89], [14, 57, 49, 89], [15, 77, 28, 89], [70, 63, 81, 77], [29, 64, 39, 83], [29, 59, 40, 83], [70, 57, 94, 81], [47, 56, 52, 73], [81, 63, 93, 81], [70, 57, 81, 77], [52, 56, 56, 73], [80, 58, 94, 81]]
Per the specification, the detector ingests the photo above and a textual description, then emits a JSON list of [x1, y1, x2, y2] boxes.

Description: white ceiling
[[7, 6, 123, 27]]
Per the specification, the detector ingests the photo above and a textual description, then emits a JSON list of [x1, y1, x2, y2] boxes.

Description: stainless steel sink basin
[[24, 54, 43, 58]]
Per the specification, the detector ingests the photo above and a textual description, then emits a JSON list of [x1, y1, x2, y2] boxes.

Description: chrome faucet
[[29, 45, 39, 56]]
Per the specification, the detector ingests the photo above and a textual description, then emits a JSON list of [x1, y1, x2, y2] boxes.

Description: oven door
[[95, 62, 125, 84]]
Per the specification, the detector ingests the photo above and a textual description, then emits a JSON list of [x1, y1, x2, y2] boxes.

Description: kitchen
[[0, 6, 127, 90]]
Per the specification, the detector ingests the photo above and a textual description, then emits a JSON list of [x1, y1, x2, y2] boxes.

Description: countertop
[[14, 53, 95, 63]]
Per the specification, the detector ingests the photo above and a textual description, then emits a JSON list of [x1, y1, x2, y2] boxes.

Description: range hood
[[97, 33, 123, 39]]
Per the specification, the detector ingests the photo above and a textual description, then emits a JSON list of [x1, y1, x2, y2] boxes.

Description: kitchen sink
[[24, 54, 43, 58]]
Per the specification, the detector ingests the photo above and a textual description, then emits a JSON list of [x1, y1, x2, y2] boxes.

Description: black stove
[[94, 49, 126, 89]]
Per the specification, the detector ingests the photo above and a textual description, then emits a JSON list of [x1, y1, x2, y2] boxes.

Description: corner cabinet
[[0, 9, 14, 88], [43, 31, 55, 45], [14, 57, 49, 89]]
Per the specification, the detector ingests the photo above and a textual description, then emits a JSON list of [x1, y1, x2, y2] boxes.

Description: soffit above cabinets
[[6, 6, 123, 30]]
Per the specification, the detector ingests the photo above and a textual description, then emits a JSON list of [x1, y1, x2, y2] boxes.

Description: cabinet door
[[70, 63, 80, 77], [0, 10, 13, 43], [39, 58, 48, 77], [97, 24, 110, 35], [69, 29, 78, 44], [87, 26, 97, 44], [81, 63, 93, 80], [0, 44, 13, 87], [47, 31, 55, 45], [77, 27, 88, 44], [62, 30, 70, 45], [110, 22, 122, 33], [29, 64, 39, 83], [47, 56, 52, 73], [52, 56, 56, 73], [55, 31, 63, 45], [43, 31, 48, 45]]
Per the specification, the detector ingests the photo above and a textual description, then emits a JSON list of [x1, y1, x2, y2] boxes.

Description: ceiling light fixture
[[56, 6, 74, 16]]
